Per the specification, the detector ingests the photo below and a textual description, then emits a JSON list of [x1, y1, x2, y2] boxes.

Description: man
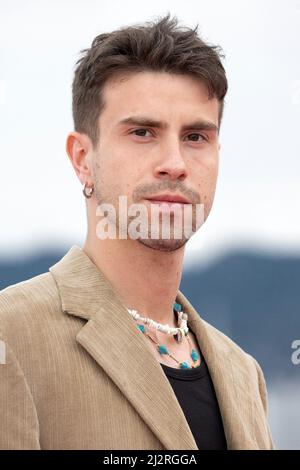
[[0, 14, 274, 450]]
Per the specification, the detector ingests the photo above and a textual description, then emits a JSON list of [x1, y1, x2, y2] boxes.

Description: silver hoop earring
[[82, 183, 94, 199]]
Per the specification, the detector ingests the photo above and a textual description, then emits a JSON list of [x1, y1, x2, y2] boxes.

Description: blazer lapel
[[177, 291, 258, 450], [50, 245, 257, 450]]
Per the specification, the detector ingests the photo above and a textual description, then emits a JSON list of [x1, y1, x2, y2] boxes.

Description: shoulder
[[201, 317, 251, 356], [201, 317, 272, 418], [0, 271, 61, 339], [201, 317, 265, 384]]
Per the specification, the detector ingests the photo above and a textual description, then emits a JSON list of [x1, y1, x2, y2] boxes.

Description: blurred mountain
[[0, 249, 66, 292], [1, 246, 300, 383], [180, 249, 300, 383]]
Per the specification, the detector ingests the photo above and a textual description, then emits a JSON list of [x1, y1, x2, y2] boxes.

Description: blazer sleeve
[[0, 332, 41, 449], [251, 355, 276, 450]]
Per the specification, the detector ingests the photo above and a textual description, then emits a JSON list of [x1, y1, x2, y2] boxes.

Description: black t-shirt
[[160, 337, 227, 450]]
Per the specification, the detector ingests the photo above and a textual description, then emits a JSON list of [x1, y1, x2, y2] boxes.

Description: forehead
[[99, 71, 219, 128]]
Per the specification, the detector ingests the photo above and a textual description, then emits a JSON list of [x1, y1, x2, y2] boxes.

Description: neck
[[83, 230, 185, 330]]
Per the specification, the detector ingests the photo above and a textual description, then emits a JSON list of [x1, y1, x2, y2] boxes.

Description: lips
[[145, 194, 191, 204]]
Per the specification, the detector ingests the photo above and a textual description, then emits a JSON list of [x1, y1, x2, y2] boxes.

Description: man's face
[[91, 71, 220, 251]]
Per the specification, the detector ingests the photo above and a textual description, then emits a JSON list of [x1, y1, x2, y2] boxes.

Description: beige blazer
[[0, 245, 275, 450]]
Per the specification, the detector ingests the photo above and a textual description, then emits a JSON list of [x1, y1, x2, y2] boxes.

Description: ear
[[66, 131, 93, 185]]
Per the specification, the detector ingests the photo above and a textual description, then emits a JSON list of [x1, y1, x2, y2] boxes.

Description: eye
[[130, 128, 153, 137], [184, 133, 207, 142]]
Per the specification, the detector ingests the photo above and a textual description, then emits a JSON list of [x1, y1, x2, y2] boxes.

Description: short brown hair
[[72, 13, 228, 149]]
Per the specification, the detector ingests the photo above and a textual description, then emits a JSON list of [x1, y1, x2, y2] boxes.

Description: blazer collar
[[49, 244, 257, 450]]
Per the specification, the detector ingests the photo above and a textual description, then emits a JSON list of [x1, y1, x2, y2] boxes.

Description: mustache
[[132, 181, 201, 204]]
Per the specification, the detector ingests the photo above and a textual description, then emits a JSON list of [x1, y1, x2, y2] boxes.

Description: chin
[[137, 237, 188, 252]]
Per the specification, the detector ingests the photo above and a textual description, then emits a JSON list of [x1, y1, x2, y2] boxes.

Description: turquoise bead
[[191, 349, 199, 362], [173, 302, 181, 312], [158, 345, 168, 355], [180, 362, 190, 369], [137, 324, 145, 333]]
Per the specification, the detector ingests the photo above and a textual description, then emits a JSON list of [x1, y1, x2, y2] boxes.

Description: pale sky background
[[0, 0, 299, 266]]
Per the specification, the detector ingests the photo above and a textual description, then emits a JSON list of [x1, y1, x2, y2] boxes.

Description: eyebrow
[[117, 115, 219, 133]]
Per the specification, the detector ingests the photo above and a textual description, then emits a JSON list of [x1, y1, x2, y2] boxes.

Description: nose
[[153, 138, 188, 182]]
